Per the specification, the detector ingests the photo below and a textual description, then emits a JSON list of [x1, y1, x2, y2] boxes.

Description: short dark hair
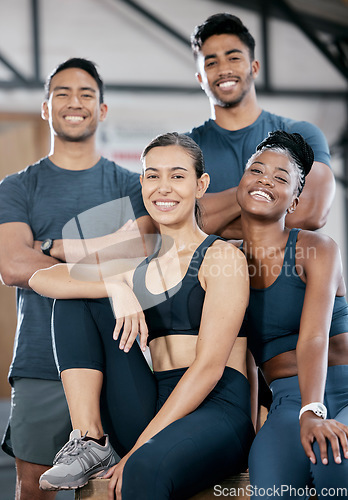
[[44, 58, 104, 103], [141, 132, 206, 227], [191, 13, 255, 61]]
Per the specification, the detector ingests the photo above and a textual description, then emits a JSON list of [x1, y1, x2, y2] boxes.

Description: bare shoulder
[[296, 230, 343, 284], [206, 238, 246, 261], [297, 229, 340, 257], [201, 239, 248, 282]]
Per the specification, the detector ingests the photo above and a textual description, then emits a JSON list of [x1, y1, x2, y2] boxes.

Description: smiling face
[[237, 149, 299, 220], [196, 33, 259, 108], [41, 67, 107, 142], [140, 145, 209, 229]]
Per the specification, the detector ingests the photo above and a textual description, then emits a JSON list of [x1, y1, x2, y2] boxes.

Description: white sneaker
[[39, 429, 117, 490]]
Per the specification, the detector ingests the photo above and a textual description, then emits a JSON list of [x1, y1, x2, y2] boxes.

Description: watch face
[[41, 239, 53, 252], [314, 404, 326, 418]]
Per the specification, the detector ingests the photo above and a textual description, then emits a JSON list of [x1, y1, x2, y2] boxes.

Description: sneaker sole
[[39, 469, 108, 491]]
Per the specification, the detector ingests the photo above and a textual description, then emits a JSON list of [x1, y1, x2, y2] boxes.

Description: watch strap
[[299, 402, 327, 420]]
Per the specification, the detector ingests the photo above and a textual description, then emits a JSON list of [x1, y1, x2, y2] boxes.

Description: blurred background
[[0, 0, 347, 497]]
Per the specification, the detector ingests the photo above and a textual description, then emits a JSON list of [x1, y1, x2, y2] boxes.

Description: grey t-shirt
[[188, 110, 331, 193], [0, 156, 147, 381]]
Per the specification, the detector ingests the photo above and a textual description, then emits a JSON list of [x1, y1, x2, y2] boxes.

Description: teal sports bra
[[243, 228, 348, 365]]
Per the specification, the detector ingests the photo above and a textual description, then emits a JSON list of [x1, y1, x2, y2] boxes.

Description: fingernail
[[335, 456, 342, 464], [322, 458, 328, 465], [310, 457, 316, 464], [119, 344, 124, 350], [124, 347, 129, 353]]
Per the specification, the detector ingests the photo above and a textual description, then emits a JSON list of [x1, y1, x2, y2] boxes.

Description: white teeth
[[219, 81, 237, 89], [65, 116, 84, 122], [250, 190, 272, 201], [155, 201, 176, 207]]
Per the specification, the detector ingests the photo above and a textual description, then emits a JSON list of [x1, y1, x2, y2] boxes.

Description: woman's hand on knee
[[108, 281, 148, 352], [300, 412, 348, 465], [104, 458, 126, 500]]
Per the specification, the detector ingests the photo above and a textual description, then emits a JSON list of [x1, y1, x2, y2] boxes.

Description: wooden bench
[[75, 472, 319, 499], [75, 472, 251, 499]]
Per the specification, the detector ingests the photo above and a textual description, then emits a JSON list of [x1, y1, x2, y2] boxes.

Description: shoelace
[[53, 431, 89, 464]]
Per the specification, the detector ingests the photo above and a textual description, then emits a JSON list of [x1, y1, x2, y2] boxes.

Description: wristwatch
[[299, 402, 327, 420], [41, 238, 54, 256]]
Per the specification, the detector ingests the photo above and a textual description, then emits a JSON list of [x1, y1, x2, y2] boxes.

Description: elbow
[[296, 335, 328, 357], [27, 272, 37, 290], [288, 209, 329, 231], [214, 368, 225, 386], [303, 215, 328, 231], [302, 217, 326, 232], [305, 209, 330, 231], [28, 270, 46, 295], [1, 264, 22, 287], [203, 362, 225, 388]]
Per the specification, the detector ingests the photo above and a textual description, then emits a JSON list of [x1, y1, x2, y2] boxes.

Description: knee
[[123, 451, 157, 488], [122, 450, 171, 499], [248, 431, 267, 472], [15, 461, 53, 500]]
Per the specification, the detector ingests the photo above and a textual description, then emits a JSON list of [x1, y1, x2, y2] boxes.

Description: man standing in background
[[0, 58, 152, 500], [189, 13, 335, 239], [188, 12, 336, 427]]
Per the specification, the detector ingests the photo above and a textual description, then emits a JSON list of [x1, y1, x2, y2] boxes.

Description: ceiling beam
[[0, 0, 41, 85], [31, 0, 41, 81], [276, 0, 348, 80], [214, 0, 348, 38], [0, 52, 29, 83], [117, 0, 190, 48], [0, 0, 346, 98], [260, 0, 271, 91], [0, 78, 346, 99]]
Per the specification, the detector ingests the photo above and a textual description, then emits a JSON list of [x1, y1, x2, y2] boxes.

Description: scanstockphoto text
[[213, 484, 348, 497]]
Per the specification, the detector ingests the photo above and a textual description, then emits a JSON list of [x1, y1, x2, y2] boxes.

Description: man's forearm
[[285, 161, 335, 230], [50, 216, 157, 263], [200, 187, 241, 235], [1, 249, 61, 289], [219, 217, 243, 240]]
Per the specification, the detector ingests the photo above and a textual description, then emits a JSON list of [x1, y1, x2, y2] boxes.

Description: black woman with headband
[[237, 131, 348, 497]]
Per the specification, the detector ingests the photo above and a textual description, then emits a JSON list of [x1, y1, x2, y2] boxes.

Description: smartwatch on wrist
[[299, 402, 327, 420], [41, 238, 54, 257]]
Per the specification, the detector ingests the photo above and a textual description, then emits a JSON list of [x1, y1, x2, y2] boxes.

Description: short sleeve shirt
[[187, 110, 331, 193], [0, 157, 147, 380]]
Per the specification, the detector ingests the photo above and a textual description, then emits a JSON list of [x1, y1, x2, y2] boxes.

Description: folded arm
[[46, 215, 157, 263], [200, 188, 242, 239], [0, 222, 61, 289], [285, 162, 335, 230]]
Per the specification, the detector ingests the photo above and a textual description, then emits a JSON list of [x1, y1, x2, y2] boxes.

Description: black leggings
[[53, 298, 255, 499]]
